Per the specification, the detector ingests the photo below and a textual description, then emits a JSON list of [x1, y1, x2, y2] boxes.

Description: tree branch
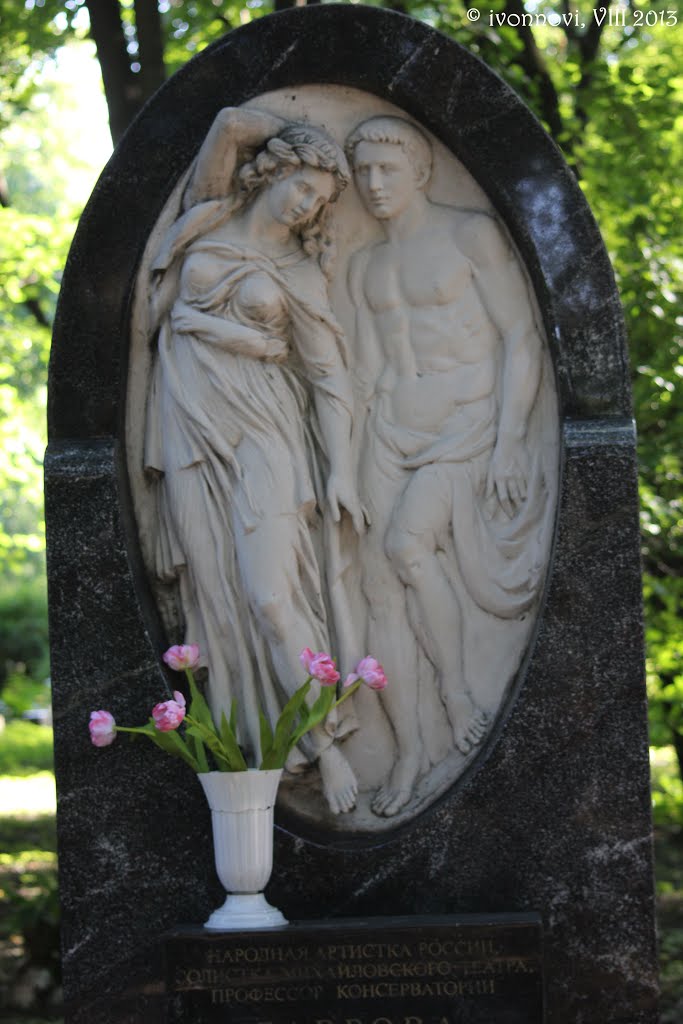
[[503, 0, 565, 143], [570, 2, 610, 129], [579, 3, 609, 61], [24, 296, 50, 329], [560, 0, 580, 41]]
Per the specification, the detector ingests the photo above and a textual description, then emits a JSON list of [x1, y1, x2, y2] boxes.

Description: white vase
[[198, 768, 287, 930]]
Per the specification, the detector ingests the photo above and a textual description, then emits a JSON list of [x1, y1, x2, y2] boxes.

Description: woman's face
[[266, 165, 336, 229]]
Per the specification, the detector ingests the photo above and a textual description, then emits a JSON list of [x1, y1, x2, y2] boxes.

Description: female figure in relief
[[144, 108, 363, 814]]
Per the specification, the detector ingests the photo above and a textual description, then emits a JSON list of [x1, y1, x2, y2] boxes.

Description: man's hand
[[327, 474, 365, 534], [485, 436, 529, 518]]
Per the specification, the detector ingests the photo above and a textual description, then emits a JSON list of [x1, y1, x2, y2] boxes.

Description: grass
[[0, 722, 54, 777], [0, 720, 60, 1020], [0, 807, 59, 1012], [0, 775, 56, 820]]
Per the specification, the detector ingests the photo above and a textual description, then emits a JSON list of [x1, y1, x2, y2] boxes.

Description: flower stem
[[332, 679, 362, 710]]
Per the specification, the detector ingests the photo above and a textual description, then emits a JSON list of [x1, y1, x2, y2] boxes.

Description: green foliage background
[[0, 0, 681, 792]]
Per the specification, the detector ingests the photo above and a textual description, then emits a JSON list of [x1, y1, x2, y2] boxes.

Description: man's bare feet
[[319, 744, 358, 814], [449, 696, 489, 755], [372, 750, 421, 817]]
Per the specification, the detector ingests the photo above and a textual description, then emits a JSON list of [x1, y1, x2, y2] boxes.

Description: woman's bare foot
[[319, 744, 358, 814], [372, 750, 421, 817]]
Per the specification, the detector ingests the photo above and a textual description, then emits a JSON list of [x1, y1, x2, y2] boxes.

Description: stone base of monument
[[165, 914, 544, 1023]]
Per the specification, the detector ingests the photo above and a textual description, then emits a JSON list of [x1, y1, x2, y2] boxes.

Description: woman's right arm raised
[[183, 107, 287, 210]]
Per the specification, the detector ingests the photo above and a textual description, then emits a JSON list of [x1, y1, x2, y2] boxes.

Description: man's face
[[352, 140, 419, 221]]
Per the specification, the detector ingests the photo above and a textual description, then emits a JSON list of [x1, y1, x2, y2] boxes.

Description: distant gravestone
[[46, 7, 658, 1024]]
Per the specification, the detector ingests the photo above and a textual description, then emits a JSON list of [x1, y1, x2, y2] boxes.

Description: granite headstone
[[45, 6, 658, 1023]]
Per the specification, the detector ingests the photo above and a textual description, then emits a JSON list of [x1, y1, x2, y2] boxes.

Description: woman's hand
[[184, 106, 287, 209], [215, 107, 287, 147], [327, 474, 365, 534], [171, 304, 202, 336], [260, 336, 289, 363], [172, 302, 287, 361]]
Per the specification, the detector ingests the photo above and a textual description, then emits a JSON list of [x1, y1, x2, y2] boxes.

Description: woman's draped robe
[[144, 200, 355, 766]]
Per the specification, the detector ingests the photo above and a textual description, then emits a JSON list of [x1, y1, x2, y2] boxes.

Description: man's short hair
[[346, 116, 433, 183]]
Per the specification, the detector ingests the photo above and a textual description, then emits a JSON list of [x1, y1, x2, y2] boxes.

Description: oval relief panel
[[127, 85, 559, 837]]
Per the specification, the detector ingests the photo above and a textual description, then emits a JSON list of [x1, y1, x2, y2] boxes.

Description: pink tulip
[[152, 691, 187, 732], [89, 710, 117, 747], [299, 647, 340, 686], [299, 647, 315, 672], [344, 656, 388, 691], [162, 644, 200, 671]]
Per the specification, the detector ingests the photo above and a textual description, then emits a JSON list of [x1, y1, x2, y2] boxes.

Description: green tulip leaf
[[186, 668, 214, 731], [260, 681, 311, 769], [259, 710, 274, 763]]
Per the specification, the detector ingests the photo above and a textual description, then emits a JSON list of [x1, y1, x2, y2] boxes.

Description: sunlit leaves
[[159, 0, 262, 74], [566, 19, 683, 756], [0, 40, 101, 591], [0, 0, 85, 130], [0, 385, 46, 577]]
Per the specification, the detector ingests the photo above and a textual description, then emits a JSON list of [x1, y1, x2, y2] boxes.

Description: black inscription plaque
[[166, 914, 544, 1024]]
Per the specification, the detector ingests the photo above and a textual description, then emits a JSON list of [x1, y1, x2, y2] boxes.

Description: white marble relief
[[127, 87, 558, 833]]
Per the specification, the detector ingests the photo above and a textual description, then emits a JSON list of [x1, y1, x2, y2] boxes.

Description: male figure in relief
[[346, 117, 545, 817]]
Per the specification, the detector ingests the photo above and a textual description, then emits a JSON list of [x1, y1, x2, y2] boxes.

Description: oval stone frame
[[46, 8, 655, 1023], [125, 82, 560, 837]]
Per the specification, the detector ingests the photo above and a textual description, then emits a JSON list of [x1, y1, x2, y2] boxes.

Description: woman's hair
[[236, 123, 350, 278]]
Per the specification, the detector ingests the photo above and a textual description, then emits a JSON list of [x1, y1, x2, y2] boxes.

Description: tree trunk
[[134, 0, 166, 101], [85, 0, 144, 143]]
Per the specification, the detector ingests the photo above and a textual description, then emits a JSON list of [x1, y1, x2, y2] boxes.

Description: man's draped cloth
[[368, 387, 549, 621]]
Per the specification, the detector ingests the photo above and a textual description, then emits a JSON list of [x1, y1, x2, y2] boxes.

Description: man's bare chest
[[364, 238, 474, 312]]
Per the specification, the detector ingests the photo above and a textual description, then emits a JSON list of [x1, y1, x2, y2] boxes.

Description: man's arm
[[348, 247, 384, 407], [347, 247, 384, 502], [459, 214, 542, 517]]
